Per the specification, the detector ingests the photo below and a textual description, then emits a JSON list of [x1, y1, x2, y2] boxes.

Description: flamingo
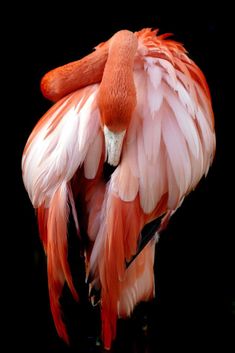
[[22, 28, 216, 350]]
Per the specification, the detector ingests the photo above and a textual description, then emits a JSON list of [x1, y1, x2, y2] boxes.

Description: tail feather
[[47, 183, 78, 300], [42, 182, 78, 343], [96, 193, 168, 349], [47, 240, 69, 343], [101, 305, 117, 350]]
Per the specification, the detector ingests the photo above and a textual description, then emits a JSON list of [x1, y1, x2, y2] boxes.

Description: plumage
[[22, 28, 216, 350], [47, 182, 78, 343]]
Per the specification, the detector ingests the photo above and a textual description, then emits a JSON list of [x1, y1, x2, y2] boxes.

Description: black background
[[10, 5, 233, 353]]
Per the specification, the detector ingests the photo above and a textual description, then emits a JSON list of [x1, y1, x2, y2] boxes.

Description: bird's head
[[97, 30, 138, 166]]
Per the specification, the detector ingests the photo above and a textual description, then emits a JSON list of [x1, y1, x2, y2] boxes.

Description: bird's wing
[[113, 28, 216, 214], [22, 84, 103, 342], [22, 84, 102, 208], [101, 31, 216, 267], [90, 31, 216, 347], [93, 27, 216, 286]]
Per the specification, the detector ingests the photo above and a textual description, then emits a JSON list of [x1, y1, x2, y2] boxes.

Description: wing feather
[[22, 85, 101, 207], [22, 84, 104, 343]]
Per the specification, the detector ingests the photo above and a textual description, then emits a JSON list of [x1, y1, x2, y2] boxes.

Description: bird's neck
[[98, 30, 138, 132]]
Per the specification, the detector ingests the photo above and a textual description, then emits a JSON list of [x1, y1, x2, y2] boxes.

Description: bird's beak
[[103, 125, 126, 166]]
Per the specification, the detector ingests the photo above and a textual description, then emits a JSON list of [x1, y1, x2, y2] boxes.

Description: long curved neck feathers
[[41, 44, 109, 102], [98, 30, 138, 132]]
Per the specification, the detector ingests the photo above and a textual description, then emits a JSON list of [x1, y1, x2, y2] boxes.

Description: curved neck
[[98, 30, 138, 132]]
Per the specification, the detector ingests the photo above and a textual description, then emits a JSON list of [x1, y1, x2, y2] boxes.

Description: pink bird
[[22, 28, 216, 349]]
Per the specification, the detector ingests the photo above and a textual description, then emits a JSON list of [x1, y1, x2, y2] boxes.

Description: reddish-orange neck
[[98, 30, 138, 132]]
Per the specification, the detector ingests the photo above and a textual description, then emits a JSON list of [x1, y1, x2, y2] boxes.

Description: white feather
[[22, 86, 101, 207], [162, 101, 192, 197], [163, 82, 200, 159]]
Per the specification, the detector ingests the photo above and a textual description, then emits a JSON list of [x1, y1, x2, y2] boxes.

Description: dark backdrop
[[10, 6, 233, 353]]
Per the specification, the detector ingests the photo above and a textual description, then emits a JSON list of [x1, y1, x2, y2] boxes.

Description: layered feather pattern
[[22, 28, 215, 349]]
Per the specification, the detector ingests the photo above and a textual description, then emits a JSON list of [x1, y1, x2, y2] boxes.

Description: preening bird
[[22, 28, 216, 349]]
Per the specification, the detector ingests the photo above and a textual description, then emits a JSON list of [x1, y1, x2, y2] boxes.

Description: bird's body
[[22, 28, 215, 349]]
